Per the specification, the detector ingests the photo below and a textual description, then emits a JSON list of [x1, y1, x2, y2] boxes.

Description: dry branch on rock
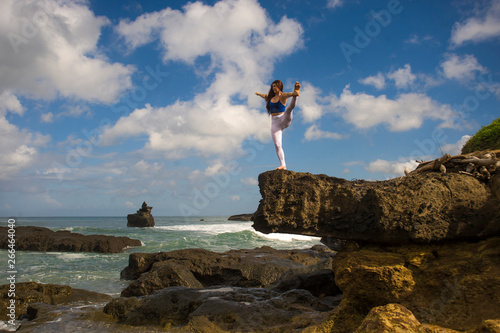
[[409, 150, 500, 181]]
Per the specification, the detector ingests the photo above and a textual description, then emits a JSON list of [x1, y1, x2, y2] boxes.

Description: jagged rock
[[252, 170, 500, 244], [470, 320, 500, 333], [0, 226, 142, 253], [0, 282, 112, 320], [120, 246, 338, 297], [227, 213, 254, 221], [127, 201, 155, 227], [104, 286, 336, 331], [329, 237, 500, 333], [354, 304, 461, 333]]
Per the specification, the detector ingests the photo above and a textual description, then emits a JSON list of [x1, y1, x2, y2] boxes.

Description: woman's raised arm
[[255, 92, 268, 100]]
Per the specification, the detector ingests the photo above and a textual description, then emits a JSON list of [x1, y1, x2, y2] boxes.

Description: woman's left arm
[[280, 91, 298, 103]]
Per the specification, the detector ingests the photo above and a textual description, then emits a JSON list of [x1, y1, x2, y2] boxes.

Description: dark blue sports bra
[[269, 100, 286, 113]]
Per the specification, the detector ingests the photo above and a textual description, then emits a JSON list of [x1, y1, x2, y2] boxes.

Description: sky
[[1, 0, 499, 217]]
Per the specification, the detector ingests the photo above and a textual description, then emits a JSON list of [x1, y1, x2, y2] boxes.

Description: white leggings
[[271, 96, 297, 168]]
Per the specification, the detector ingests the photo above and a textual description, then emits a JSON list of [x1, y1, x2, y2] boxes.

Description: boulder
[[119, 246, 338, 297], [127, 201, 155, 227], [354, 304, 461, 333], [0, 282, 112, 320], [252, 170, 500, 244], [0, 226, 142, 253]]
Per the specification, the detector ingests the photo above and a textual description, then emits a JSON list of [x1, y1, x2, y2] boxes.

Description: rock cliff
[[252, 170, 500, 244], [251, 168, 500, 332]]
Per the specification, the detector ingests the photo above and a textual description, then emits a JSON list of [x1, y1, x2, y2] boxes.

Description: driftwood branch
[[410, 154, 451, 174], [407, 150, 499, 181]]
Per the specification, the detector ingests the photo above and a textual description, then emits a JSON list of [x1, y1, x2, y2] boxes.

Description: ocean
[[2, 216, 321, 296]]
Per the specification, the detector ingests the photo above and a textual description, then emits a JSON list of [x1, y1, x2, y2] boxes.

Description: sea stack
[[127, 201, 155, 227]]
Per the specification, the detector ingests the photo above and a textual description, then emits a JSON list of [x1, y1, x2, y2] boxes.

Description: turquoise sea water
[[1, 216, 321, 296]]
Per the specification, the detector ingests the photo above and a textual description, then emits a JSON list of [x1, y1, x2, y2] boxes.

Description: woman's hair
[[266, 80, 283, 114]]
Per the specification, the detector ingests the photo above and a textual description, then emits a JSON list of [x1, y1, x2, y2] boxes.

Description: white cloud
[[0, 0, 134, 103], [105, 0, 303, 158], [304, 124, 343, 141], [241, 177, 258, 186], [360, 65, 436, 91], [441, 135, 471, 156], [330, 85, 458, 131], [130, 160, 163, 174], [326, 0, 344, 9], [440, 53, 487, 81], [102, 102, 270, 158], [366, 159, 419, 176], [298, 82, 325, 123], [230, 195, 241, 201], [387, 64, 417, 89], [359, 72, 385, 90], [41, 112, 54, 123], [0, 91, 51, 180], [451, 0, 500, 47], [42, 192, 63, 208], [405, 34, 435, 45], [0, 90, 24, 116]]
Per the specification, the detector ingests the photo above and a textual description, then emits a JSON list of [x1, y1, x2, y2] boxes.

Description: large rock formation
[[328, 237, 500, 332], [101, 245, 341, 331], [0, 226, 142, 253], [127, 201, 155, 227], [119, 246, 338, 297], [252, 170, 500, 244], [251, 168, 500, 333]]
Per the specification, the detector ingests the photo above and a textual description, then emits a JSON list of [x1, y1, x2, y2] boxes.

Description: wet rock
[[104, 286, 336, 332], [252, 170, 500, 244], [0, 226, 142, 253], [120, 246, 337, 297], [127, 201, 155, 227], [0, 282, 112, 320]]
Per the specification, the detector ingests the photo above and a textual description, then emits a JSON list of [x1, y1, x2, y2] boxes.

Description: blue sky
[[1, 0, 499, 217]]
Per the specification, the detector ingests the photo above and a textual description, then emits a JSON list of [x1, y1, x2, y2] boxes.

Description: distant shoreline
[[227, 213, 254, 221]]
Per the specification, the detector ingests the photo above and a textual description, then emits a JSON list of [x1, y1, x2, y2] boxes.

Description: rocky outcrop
[[328, 237, 500, 333], [252, 170, 500, 244], [119, 245, 338, 297], [127, 201, 155, 227], [100, 245, 341, 331], [0, 282, 112, 320], [249, 168, 500, 332], [227, 213, 254, 221], [104, 286, 337, 332], [0, 226, 142, 253]]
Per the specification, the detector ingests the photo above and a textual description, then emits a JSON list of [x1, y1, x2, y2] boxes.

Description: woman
[[256, 80, 300, 170]]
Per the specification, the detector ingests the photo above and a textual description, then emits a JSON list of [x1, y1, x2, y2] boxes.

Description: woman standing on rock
[[256, 80, 300, 170]]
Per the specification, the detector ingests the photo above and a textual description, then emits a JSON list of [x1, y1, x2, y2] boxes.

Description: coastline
[[2, 164, 500, 331]]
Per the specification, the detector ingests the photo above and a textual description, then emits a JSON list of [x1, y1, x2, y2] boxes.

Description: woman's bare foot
[[294, 81, 301, 96], [275, 165, 287, 170]]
